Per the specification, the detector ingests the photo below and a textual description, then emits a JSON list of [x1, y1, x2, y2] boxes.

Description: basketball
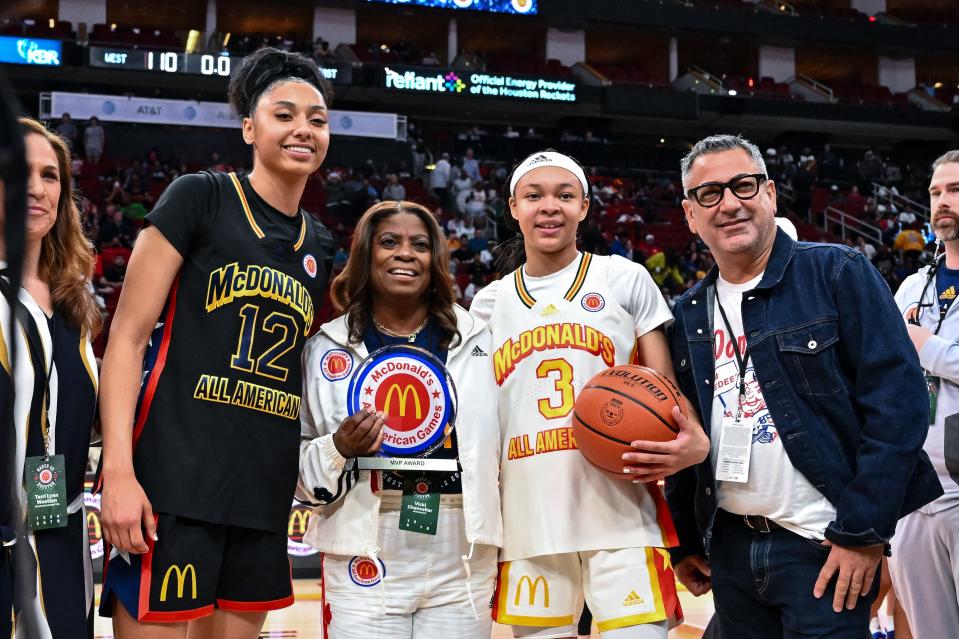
[[572, 365, 685, 480]]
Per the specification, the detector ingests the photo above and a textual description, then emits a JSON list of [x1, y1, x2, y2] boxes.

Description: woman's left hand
[[621, 405, 710, 482]]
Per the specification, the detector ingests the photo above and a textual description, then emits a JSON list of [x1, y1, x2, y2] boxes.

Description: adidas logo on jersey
[[541, 303, 559, 317], [623, 591, 645, 607], [941, 285, 957, 301], [471, 345, 488, 357]]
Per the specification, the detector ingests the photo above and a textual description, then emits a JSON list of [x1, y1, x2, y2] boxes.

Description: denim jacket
[[666, 230, 942, 563]]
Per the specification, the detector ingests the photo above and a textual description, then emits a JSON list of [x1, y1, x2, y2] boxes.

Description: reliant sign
[[384, 66, 576, 103]]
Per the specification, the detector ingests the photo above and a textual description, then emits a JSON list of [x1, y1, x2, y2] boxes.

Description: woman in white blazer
[[298, 200, 501, 639]]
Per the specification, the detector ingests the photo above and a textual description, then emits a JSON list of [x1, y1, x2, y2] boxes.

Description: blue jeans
[[710, 510, 877, 639]]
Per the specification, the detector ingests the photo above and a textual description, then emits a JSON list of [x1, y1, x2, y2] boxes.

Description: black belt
[[719, 509, 784, 534]]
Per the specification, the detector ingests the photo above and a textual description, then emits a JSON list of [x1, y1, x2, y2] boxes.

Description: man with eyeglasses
[[890, 149, 959, 639], [663, 134, 941, 638]]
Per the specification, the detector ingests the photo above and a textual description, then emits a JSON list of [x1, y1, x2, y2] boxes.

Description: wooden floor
[[94, 580, 713, 638]]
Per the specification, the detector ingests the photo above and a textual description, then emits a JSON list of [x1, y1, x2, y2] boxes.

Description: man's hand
[[906, 323, 932, 353], [332, 409, 385, 458], [675, 554, 712, 596], [100, 470, 156, 555], [813, 541, 883, 612], [622, 406, 709, 482]]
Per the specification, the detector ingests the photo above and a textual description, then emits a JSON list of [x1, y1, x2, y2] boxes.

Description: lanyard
[[716, 296, 749, 417], [0, 270, 56, 456]]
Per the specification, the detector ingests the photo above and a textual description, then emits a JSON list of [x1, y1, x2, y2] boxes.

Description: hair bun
[[228, 47, 333, 118]]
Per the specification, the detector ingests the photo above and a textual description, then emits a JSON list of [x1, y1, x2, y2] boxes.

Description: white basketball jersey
[[471, 253, 677, 561]]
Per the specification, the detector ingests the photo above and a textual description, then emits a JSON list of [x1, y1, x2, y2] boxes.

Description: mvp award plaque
[[347, 345, 458, 472]]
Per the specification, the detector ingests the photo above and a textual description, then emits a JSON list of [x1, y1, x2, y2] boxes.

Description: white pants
[[888, 503, 959, 639], [323, 497, 497, 639]]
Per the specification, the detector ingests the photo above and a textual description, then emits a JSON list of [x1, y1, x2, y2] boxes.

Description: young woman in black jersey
[[98, 49, 334, 638], [1, 117, 101, 639], [297, 200, 502, 639]]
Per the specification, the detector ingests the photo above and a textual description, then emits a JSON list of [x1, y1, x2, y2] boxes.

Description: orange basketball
[[572, 365, 685, 480]]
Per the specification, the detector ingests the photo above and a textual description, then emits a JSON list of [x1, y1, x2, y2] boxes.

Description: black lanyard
[[0, 270, 56, 455], [911, 255, 949, 335], [716, 295, 749, 413]]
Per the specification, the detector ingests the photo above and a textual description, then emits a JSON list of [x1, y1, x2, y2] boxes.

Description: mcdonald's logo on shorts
[[348, 349, 452, 456], [160, 564, 198, 602], [515, 575, 550, 608]]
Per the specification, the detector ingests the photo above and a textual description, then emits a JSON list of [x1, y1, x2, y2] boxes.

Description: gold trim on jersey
[[514, 269, 536, 309], [514, 252, 593, 309], [80, 336, 97, 392], [563, 252, 592, 301], [228, 172, 309, 251], [293, 212, 308, 251], [0, 320, 9, 376], [228, 172, 265, 239]]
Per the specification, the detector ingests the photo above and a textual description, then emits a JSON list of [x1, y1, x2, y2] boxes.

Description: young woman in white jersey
[[470, 150, 708, 639]]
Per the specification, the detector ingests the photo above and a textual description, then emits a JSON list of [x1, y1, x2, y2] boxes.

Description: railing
[[872, 181, 930, 222], [777, 181, 795, 202], [823, 206, 882, 245], [793, 73, 834, 101], [688, 64, 724, 92], [775, 181, 805, 221]]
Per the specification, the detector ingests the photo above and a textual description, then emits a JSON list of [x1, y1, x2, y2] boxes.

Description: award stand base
[[356, 457, 458, 472]]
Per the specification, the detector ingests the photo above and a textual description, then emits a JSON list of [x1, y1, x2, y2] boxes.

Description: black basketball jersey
[[133, 171, 332, 533]]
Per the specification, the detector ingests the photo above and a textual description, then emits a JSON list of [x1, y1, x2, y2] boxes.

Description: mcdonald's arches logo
[[348, 348, 452, 456], [160, 564, 198, 602], [287, 501, 319, 557], [379, 375, 427, 427], [321, 349, 353, 381], [348, 556, 386, 587], [84, 487, 104, 559], [515, 575, 550, 608]]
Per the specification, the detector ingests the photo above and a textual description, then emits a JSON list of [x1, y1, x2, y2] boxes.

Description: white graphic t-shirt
[[711, 273, 836, 540]]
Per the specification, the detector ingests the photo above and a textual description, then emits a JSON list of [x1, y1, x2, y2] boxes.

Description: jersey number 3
[[231, 304, 298, 382], [536, 358, 574, 419]]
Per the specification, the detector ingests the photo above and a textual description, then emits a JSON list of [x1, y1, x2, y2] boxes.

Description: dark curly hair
[[331, 201, 461, 351], [228, 47, 333, 118], [495, 148, 592, 274]]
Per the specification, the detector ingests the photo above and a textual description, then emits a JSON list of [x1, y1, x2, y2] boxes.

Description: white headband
[[509, 151, 589, 197]]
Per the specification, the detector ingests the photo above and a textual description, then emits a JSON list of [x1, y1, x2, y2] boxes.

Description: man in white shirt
[[666, 134, 940, 639], [891, 149, 959, 639], [430, 152, 452, 204]]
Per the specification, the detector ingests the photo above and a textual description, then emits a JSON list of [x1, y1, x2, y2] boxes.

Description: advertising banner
[[383, 66, 576, 103], [46, 92, 399, 138]]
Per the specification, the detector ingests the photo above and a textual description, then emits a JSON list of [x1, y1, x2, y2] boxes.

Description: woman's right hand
[[332, 409, 386, 458], [100, 471, 156, 555]]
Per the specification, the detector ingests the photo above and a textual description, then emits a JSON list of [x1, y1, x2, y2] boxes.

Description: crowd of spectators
[[52, 112, 947, 356]]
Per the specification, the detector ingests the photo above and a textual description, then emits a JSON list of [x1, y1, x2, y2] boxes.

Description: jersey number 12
[[231, 304, 298, 382]]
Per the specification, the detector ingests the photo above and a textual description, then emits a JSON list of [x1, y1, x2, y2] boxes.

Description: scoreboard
[[87, 46, 349, 83], [89, 47, 236, 76]]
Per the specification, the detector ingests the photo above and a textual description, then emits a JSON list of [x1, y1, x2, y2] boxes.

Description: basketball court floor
[[92, 582, 713, 638]]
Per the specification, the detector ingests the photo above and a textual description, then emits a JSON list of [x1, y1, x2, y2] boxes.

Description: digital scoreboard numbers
[[88, 47, 346, 83], [89, 47, 235, 76]]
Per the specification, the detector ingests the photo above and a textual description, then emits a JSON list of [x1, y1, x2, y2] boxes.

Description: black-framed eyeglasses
[[686, 173, 768, 208]]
